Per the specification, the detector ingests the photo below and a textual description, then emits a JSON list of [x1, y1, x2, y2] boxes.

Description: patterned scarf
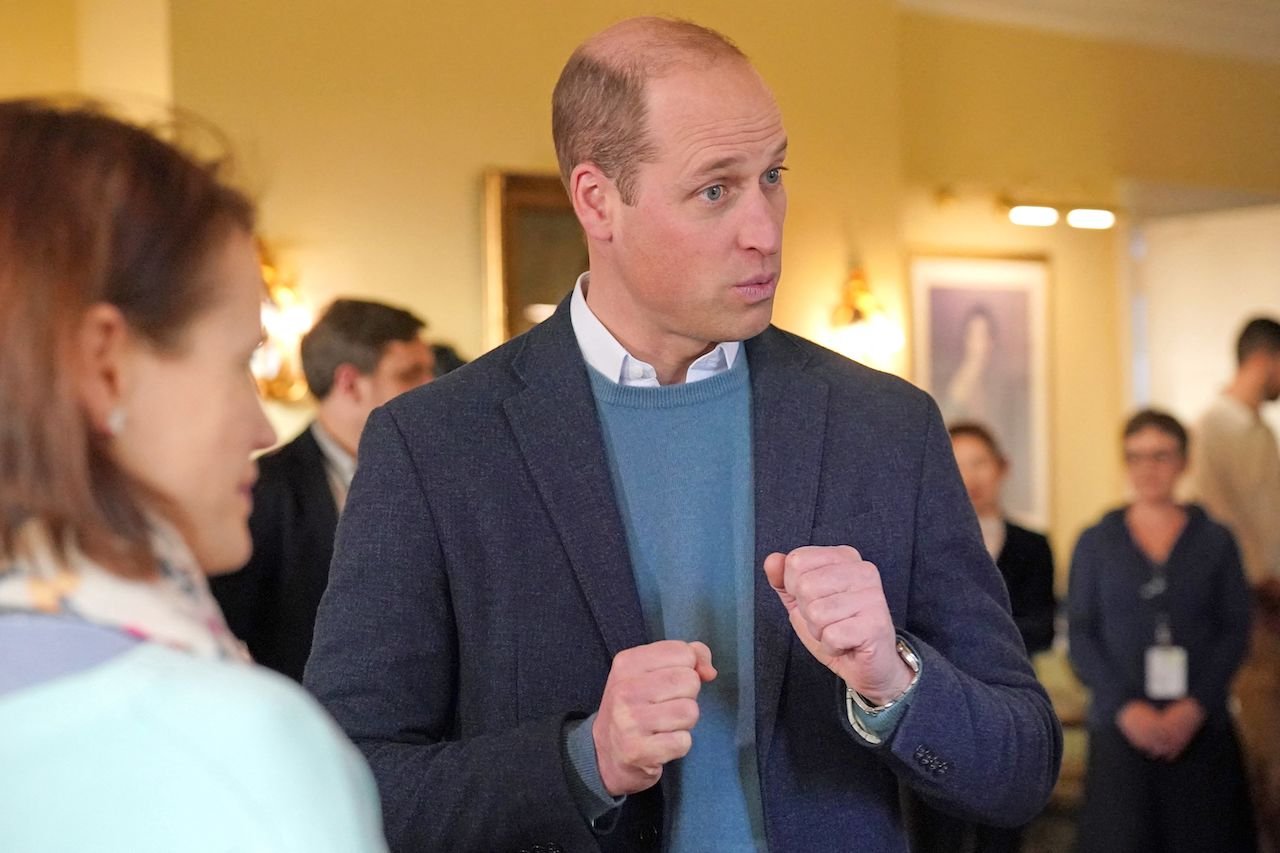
[[0, 518, 249, 663]]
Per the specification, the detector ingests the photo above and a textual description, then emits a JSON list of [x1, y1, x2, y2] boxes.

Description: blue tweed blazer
[[305, 299, 1062, 853]]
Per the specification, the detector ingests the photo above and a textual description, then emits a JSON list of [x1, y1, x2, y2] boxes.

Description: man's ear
[[569, 163, 617, 242], [331, 363, 365, 402], [75, 303, 131, 435]]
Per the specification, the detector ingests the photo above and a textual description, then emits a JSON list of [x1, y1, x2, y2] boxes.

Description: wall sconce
[[999, 196, 1118, 230], [827, 267, 904, 368], [251, 240, 313, 403]]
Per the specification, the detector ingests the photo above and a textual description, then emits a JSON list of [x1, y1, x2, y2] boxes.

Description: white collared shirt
[[978, 514, 1007, 561], [568, 273, 739, 387], [310, 420, 357, 513]]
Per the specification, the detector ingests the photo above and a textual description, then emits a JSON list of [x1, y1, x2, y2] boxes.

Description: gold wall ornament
[[825, 266, 905, 370], [251, 239, 313, 403]]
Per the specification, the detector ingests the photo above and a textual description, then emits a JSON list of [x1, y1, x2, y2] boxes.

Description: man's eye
[[764, 168, 783, 184], [701, 185, 724, 202]]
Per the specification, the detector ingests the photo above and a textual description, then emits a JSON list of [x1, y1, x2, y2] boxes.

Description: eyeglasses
[[1123, 450, 1181, 466]]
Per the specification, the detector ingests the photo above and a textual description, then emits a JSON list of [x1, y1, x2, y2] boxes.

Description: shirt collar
[[310, 419, 357, 489], [569, 272, 739, 387]]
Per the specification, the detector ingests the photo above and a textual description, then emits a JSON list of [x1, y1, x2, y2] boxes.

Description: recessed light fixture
[[1066, 208, 1117, 230], [1008, 205, 1059, 227]]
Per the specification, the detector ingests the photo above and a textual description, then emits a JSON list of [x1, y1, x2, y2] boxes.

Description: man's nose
[[738, 187, 784, 256]]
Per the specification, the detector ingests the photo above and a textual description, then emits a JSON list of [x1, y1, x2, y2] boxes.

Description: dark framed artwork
[[483, 171, 587, 345]]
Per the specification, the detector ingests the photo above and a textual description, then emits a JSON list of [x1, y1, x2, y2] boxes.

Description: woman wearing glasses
[[1068, 409, 1255, 852]]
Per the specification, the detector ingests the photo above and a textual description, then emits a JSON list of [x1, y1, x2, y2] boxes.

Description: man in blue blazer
[[306, 17, 1061, 853]]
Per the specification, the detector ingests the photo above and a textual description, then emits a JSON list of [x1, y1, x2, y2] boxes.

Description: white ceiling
[[898, 0, 1280, 64]]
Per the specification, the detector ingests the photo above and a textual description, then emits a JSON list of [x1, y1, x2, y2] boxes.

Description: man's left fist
[[764, 545, 913, 705]]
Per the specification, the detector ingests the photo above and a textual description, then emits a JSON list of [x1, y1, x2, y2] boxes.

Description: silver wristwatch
[[847, 637, 921, 716]]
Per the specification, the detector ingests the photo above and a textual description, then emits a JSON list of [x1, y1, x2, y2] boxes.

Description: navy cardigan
[[1067, 504, 1251, 729]]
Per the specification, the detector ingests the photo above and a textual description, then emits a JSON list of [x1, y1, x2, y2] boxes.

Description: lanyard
[[1138, 558, 1174, 645]]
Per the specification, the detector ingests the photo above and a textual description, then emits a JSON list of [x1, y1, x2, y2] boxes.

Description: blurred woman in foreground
[[0, 101, 387, 851]]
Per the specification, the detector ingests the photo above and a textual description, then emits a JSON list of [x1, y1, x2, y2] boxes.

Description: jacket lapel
[[746, 328, 829, 762], [502, 309, 830, 758], [290, 427, 340, 551], [502, 301, 649, 658]]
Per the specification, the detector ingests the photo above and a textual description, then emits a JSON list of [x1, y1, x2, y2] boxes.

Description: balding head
[[551, 17, 748, 204]]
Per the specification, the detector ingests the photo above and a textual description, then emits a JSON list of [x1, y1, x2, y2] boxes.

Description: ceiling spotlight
[[1008, 205, 1059, 227], [1066, 208, 1117, 230]]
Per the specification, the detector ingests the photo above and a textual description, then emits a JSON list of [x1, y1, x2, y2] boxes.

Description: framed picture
[[483, 171, 587, 347], [910, 255, 1050, 529]]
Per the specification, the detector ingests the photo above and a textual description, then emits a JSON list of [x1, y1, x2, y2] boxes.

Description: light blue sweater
[[0, 622, 387, 852], [589, 355, 765, 852]]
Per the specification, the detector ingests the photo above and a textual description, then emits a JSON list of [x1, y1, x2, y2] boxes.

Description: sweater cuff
[[844, 638, 922, 746], [562, 714, 626, 829]]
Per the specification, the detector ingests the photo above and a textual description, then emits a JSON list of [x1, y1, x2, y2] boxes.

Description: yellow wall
[[900, 188, 1123, 585], [168, 0, 902, 367], [75, 0, 171, 115], [897, 13, 1280, 582], [0, 1, 78, 96], [10, 3, 1280, 584], [901, 13, 1280, 201]]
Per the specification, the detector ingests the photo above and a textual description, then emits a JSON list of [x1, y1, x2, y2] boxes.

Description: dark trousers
[[1078, 721, 1256, 853]]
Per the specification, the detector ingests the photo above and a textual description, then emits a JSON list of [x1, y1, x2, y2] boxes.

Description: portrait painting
[[911, 256, 1050, 528]]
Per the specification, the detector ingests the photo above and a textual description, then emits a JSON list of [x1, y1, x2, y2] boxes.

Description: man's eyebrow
[[689, 154, 745, 182], [688, 140, 789, 183]]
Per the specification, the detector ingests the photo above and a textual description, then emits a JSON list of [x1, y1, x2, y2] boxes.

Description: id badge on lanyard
[[1146, 642, 1188, 700], [1141, 570, 1187, 700]]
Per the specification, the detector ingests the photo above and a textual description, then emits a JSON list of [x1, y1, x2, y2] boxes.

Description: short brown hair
[[948, 421, 1008, 465], [1122, 408, 1189, 457], [551, 17, 746, 204], [0, 100, 255, 576], [301, 299, 427, 399], [1236, 316, 1280, 365]]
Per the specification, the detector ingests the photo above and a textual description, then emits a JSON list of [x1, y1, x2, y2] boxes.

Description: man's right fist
[[592, 640, 716, 796]]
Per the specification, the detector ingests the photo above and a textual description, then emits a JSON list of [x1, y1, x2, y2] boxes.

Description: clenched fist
[[593, 640, 717, 796], [764, 545, 913, 705]]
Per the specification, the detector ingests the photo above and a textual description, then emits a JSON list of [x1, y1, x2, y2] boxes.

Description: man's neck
[[974, 505, 1002, 522], [584, 277, 714, 386], [315, 407, 361, 458], [1128, 499, 1183, 521], [1226, 372, 1264, 413]]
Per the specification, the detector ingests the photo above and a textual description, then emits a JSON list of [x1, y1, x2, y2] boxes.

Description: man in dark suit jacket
[[306, 17, 1061, 852], [212, 298, 433, 681], [998, 523, 1057, 655]]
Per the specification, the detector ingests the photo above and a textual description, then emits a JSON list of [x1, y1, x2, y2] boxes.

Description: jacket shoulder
[[254, 427, 324, 490], [1005, 521, 1050, 550], [387, 328, 532, 419], [765, 327, 934, 409]]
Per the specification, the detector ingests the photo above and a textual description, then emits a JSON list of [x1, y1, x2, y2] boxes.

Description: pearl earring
[[106, 406, 127, 436]]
